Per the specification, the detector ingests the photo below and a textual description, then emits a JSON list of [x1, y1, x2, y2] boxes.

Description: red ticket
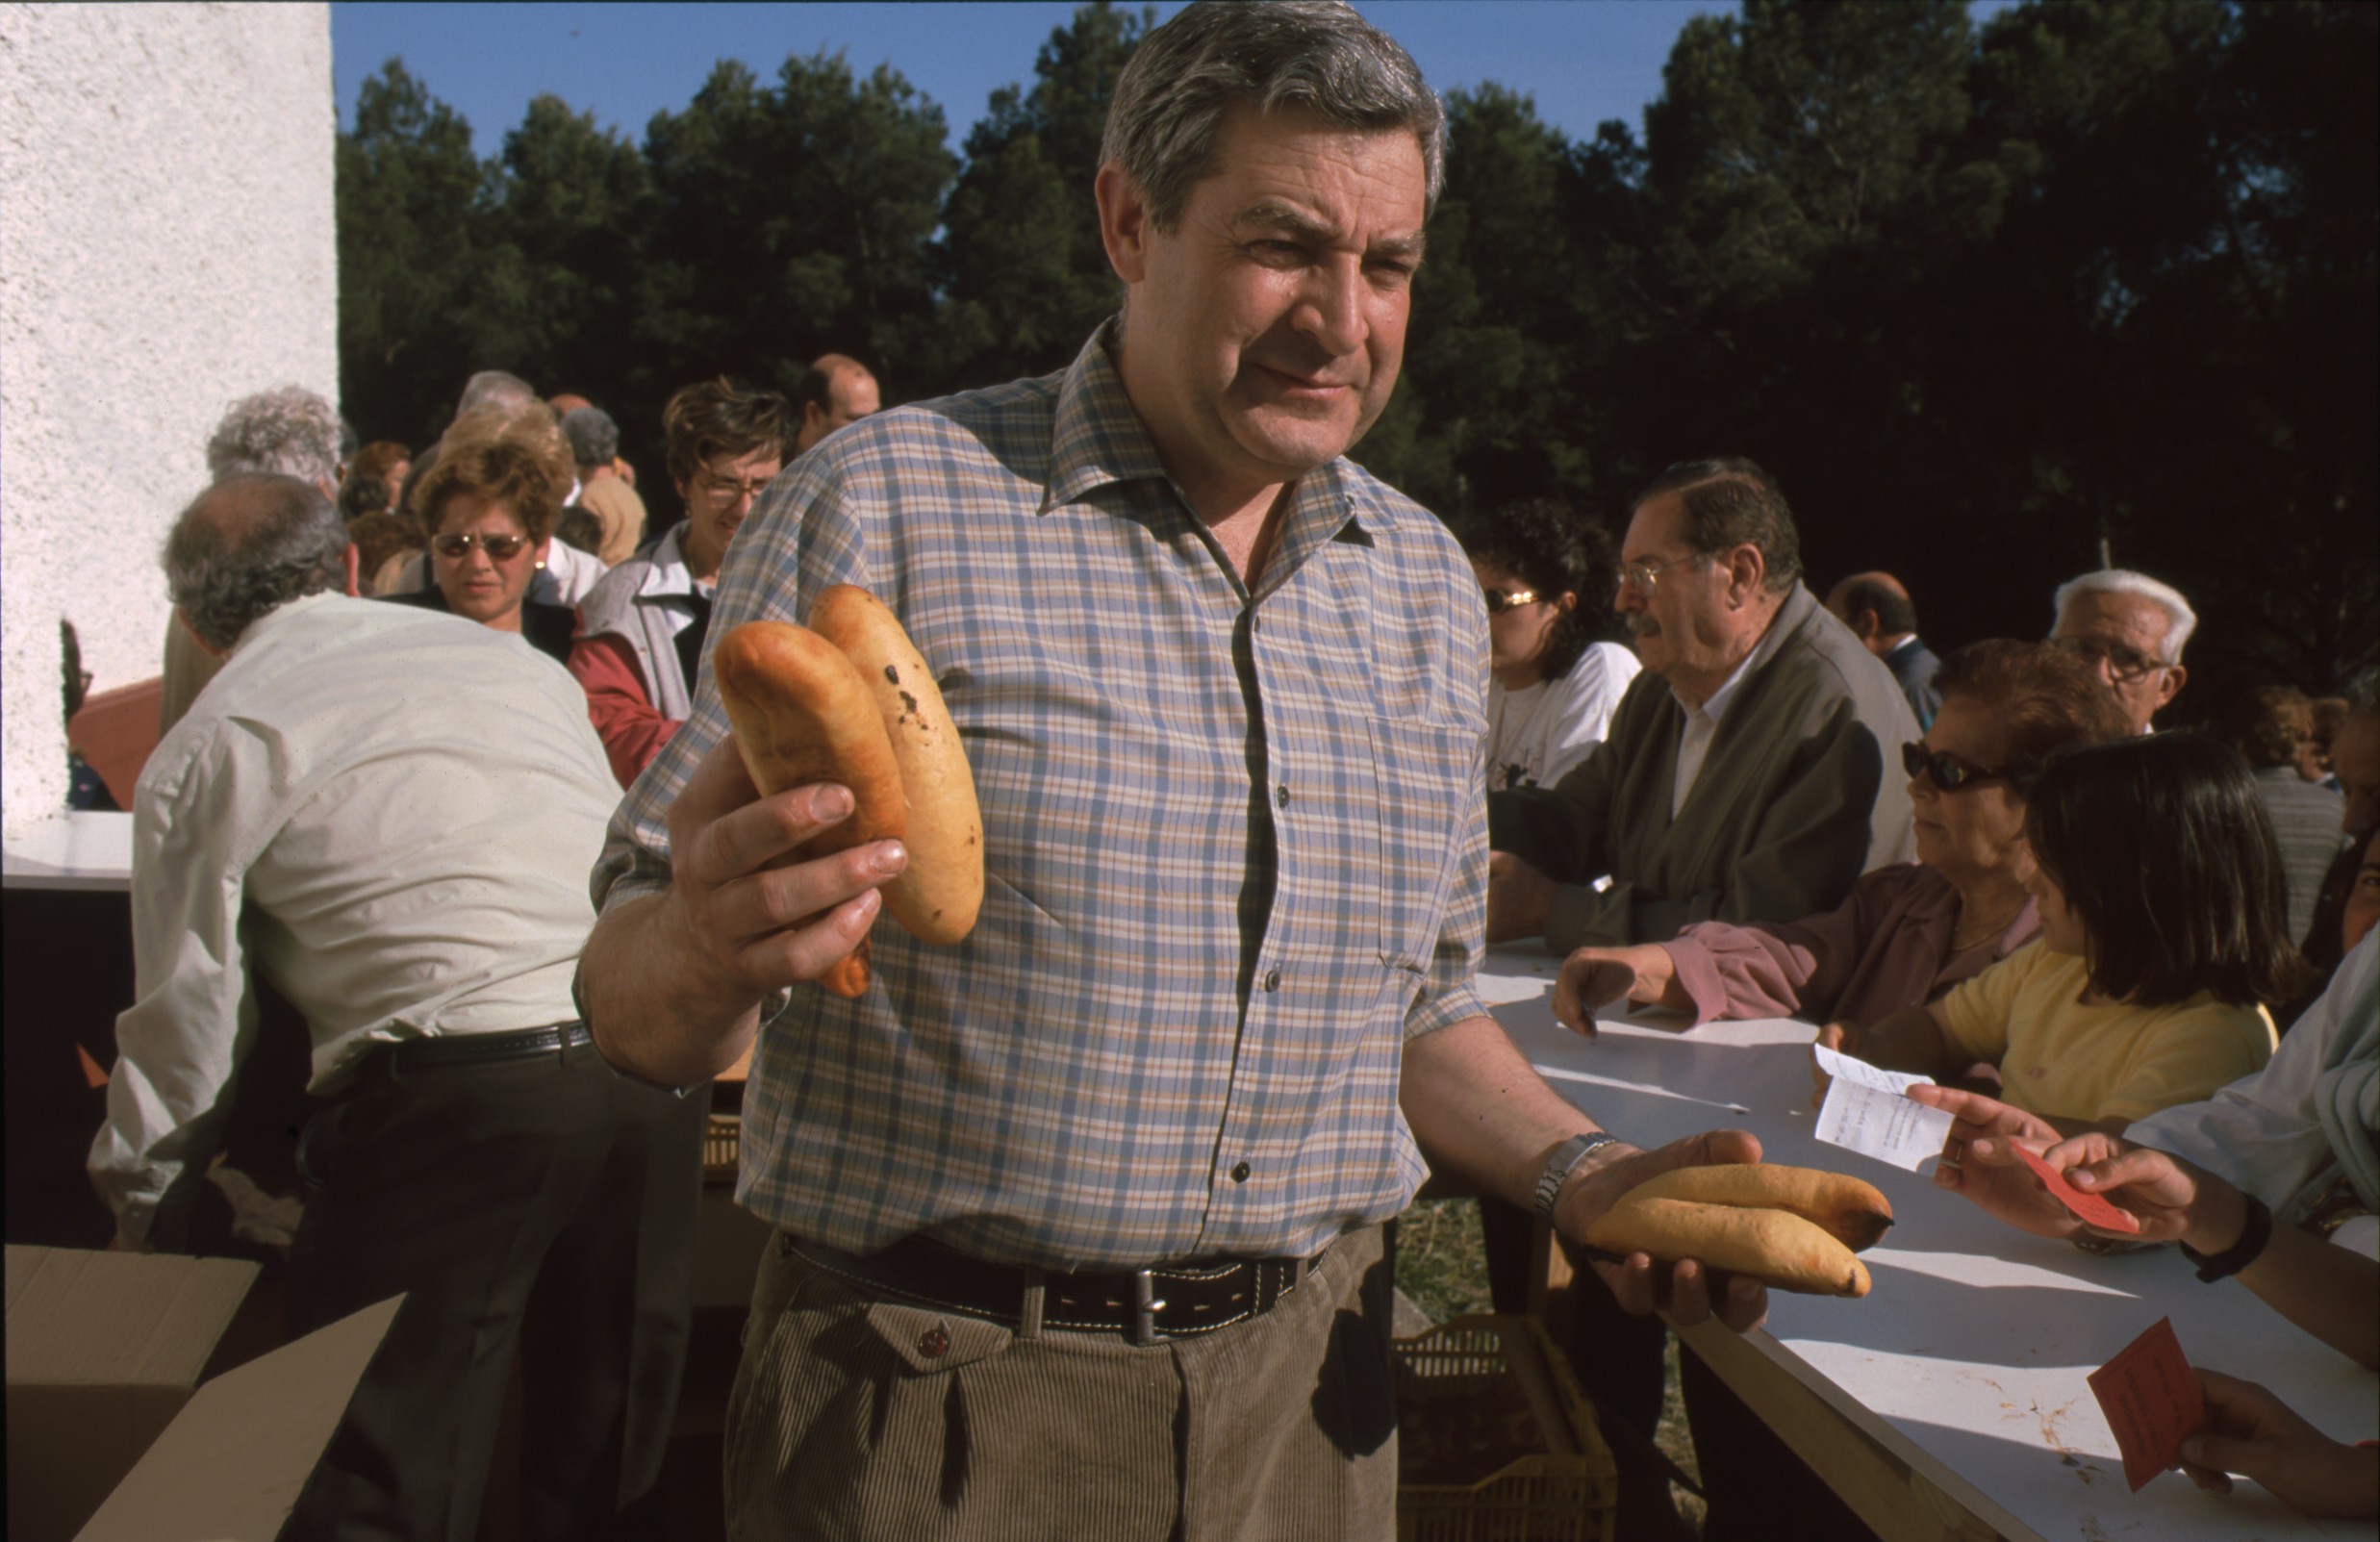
[[2087, 1317, 2206, 1491], [2012, 1142, 2142, 1233]]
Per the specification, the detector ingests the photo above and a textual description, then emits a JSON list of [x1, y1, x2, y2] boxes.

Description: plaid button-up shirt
[[595, 327, 1490, 1269]]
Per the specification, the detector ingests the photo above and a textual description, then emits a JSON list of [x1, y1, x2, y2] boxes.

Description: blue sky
[[332, 2, 1733, 158]]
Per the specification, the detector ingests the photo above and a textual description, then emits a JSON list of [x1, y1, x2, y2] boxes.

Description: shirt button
[[1263, 969, 1281, 993], [1230, 1162, 1252, 1183], [918, 1327, 950, 1358], [1276, 784, 1291, 808]]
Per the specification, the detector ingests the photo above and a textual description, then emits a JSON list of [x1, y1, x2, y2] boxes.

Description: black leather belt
[[784, 1231, 1327, 1347], [383, 1022, 592, 1074]]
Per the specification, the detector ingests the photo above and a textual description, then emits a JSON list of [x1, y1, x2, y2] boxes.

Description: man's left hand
[[1486, 851, 1557, 944], [1550, 1129, 1770, 1332]]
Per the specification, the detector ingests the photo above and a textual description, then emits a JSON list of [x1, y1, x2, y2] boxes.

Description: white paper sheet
[[1816, 1076, 1959, 1172], [1810, 1043, 1936, 1096]]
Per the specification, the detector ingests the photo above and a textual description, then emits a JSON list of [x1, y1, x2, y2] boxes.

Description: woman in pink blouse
[[1553, 640, 2132, 1032]]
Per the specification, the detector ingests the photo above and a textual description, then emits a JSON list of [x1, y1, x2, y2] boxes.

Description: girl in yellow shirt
[[1825, 732, 2312, 1135]]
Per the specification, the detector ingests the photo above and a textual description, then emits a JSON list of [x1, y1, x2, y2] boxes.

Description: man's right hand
[[586, 733, 907, 1084], [660, 731, 907, 1002]]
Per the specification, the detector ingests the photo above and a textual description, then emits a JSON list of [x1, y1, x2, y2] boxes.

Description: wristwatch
[[2177, 1192, 2274, 1282], [1534, 1131, 1623, 1217]]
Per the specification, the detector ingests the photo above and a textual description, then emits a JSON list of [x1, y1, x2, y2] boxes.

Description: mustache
[[1625, 615, 1661, 638]]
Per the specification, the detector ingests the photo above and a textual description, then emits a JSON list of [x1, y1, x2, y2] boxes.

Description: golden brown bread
[[714, 620, 906, 999], [808, 586, 983, 946], [1627, 1163, 1893, 1252], [1585, 1197, 1872, 1298]]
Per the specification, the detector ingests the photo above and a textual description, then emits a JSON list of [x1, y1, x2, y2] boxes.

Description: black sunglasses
[[1902, 741, 2017, 793], [433, 531, 531, 561], [1482, 586, 1541, 616]]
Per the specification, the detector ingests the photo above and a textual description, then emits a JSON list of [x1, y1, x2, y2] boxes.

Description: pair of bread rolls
[[712, 587, 983, 997], [1583, 1163, 1891, 1298]]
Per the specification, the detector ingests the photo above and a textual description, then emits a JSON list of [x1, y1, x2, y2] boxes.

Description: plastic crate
[[1394, 1314, 1617, 1542], [703, 1112, 740, 1186]]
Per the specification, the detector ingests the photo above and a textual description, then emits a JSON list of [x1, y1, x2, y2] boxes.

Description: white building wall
[[1, 2, 336, 838]]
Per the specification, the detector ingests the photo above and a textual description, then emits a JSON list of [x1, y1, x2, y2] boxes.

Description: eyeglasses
[[1482, 587, 1540, 615], [1903, 741, 2017, 794], [433, 530, 530, 561], [1615, 553, 1704, 596], [2052, 634, 2165, 685], [696, 469, 775, 505]]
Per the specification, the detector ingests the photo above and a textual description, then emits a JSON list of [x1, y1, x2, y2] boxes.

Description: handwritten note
[[2011, 1142, 2143, 1234], [1815, 1076, 1958, 1172], [2087, 1317, 2205, 1491], [1810, 1043, 1936, 1096]]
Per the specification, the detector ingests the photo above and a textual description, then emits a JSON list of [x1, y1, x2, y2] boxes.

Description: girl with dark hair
[[1458, 498, 1638, 791], [1825, 733, 2309, 1135]]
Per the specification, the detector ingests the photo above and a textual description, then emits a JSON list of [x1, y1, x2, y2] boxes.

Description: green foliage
[[929, 2, 1151, 394], [333, 0, 2374, 690]]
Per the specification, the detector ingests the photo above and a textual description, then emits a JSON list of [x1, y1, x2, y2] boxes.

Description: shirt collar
[[229, 590, 343, 659], [635, 525, 699, 600], [1040, 320, 1390, 566], [1667, 582, 1812, 724]]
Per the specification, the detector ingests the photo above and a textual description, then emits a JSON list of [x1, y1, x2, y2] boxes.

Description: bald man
[[793, 352, 881, 453], [1827, 569, 1940, 729]]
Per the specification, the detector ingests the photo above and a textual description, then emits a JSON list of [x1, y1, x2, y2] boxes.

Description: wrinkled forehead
[[2057, 589, 2172, 647], [1620, 494, 1688, 560]]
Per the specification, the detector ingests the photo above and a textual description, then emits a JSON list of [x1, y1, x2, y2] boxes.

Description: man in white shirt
[[90, 474, 703, 1542]]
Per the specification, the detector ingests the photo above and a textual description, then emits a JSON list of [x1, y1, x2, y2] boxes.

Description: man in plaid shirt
[[582, 5, 1767, 1536]]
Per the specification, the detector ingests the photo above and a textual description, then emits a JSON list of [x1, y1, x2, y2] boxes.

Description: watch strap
[[2177, 1192, 2274, 1282], [1535, 1131, 1622, 1216]]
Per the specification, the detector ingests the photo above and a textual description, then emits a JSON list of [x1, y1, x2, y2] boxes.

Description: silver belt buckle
[[1129, 1269, 1166, 1347]]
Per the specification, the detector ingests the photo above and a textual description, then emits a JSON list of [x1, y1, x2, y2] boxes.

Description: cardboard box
[[5, 1246, 396, 1542]]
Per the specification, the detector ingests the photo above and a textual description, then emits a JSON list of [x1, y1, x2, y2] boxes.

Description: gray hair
[[1633, 456, 1803, 596], [562, 406, 620, 468], [2052, 569, 2198, 660], [164, 474, 347, 649], [459, 369, 538, 416], [204, 386, 342, 487], [1101, 1, 1445, 231]]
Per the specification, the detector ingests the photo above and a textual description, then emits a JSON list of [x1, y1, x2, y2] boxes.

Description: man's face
[[2051, 591, 2183, 733], [1102, 106, 1427, 510], [1614, 495, 1738, 695], [2331, 713, 2380, 839], [798, 369, 880, 453]]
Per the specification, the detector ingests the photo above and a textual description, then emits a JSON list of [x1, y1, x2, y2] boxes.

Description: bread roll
[[1586, 1197, 1871, 1298], [1627, 1164, 1894, 1252], [714, 620, 906, 998], [808, 586, 983, 946]]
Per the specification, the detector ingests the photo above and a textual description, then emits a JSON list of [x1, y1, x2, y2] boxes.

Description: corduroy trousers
[[725, 1222, 1399, 1542]]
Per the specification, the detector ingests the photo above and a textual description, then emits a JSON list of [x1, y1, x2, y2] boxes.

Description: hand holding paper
[[1810, 1048, 1958, 1173], [2010, 1142, 2143, 1234]]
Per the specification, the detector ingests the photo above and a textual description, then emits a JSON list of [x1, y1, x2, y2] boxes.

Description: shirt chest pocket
[[1363, 718, 1479, 973]]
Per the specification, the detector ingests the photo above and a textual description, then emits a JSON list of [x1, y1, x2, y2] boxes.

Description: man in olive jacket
[[1487, 458, 1918, 954]]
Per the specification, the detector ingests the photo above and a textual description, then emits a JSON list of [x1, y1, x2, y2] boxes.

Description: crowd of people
[[69, 4, 2372, 1540]]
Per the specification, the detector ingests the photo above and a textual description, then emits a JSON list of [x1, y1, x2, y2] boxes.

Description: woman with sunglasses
[[1457, 498, 1637, 793], [382, 410, 579, 665], [1554, 640, 2131, 1034]]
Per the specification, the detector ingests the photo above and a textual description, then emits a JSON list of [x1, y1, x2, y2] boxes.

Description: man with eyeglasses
[[571, 377, 795, 786], [2047, 568, 2194, 734], [1486, 457, 1920, 957]]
